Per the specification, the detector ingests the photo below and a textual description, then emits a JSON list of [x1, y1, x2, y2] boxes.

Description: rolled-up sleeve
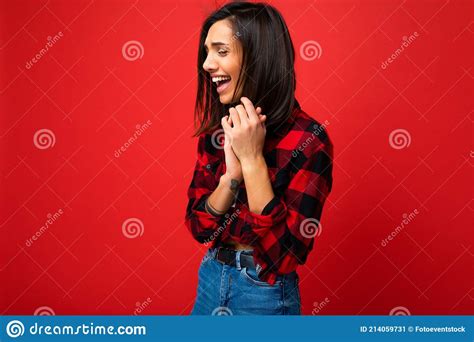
[[184, 134, 227, 244]]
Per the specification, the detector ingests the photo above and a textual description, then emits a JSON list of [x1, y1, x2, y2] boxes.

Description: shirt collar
[[264, 103, 301, 152]]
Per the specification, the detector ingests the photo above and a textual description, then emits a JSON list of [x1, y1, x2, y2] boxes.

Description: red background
[[1, 0, 472, 315]]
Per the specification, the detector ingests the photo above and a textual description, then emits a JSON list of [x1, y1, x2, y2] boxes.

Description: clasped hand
[[220, 97, 267, 182]]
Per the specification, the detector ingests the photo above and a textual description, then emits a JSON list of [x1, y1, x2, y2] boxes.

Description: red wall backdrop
[[1, 0, 472, 315]]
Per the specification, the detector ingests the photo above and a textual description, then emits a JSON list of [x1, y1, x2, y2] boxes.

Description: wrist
[[221, 172, 243, 185], [220, 173, 241, 195], [241, 154, 266, 173], [205, 196, 226, 216]]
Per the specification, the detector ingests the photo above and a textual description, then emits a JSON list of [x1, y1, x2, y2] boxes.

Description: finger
[[229, 107, 240, 127], [221, 115, 231, 130], [240, 97, 259, 122], [224, 131, 232, 148], [256, 107, 262, 114], [235, 104, 249, 124], [259, 114, 267, 122], [222, 115, 232, 132]]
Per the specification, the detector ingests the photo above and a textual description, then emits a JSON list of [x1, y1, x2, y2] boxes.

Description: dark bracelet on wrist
[[205, 197, 226, 217]]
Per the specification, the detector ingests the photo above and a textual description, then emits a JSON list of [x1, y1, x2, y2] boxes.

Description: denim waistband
[[206, 247, 298, 282], [207, 247, 257, 272]]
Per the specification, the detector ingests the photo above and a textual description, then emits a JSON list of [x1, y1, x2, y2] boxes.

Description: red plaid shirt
[[185, 106, 333, 285]]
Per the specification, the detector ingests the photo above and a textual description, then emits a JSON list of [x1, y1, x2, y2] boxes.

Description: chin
[[219, 94, 231, 104], [219, 90, 240, 105]]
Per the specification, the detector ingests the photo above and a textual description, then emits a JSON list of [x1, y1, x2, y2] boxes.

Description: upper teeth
[[212, 76, 231, 83]]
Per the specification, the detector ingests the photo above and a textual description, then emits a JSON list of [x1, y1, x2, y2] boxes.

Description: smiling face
[[203, 19, 243, 104]]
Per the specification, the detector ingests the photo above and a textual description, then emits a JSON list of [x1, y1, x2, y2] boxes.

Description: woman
[[185, 2, 333, 315]]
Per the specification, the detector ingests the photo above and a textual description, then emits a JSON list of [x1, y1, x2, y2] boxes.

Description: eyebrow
[[203, 41, 229, 49]]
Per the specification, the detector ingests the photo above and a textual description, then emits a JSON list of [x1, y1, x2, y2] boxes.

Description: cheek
[[226, 58, 241, 80], [230, 68, 241, 88]]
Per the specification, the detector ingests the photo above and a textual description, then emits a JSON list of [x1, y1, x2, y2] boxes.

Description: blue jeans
[[191, 248, 301, 315]]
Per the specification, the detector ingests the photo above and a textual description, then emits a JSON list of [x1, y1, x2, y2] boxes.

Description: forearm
[[206, 173, 240, 214], [241, 155, 275, 214]]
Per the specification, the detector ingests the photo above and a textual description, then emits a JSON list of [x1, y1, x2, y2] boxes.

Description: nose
[[202, 53, 217, 73]]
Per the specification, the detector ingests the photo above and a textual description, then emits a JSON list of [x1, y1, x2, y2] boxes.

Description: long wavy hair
[[193, 1, 300, 137]]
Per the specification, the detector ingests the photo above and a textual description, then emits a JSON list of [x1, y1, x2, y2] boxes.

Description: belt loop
[[210, 247, 217, 260], [235, 250, 242, 271]]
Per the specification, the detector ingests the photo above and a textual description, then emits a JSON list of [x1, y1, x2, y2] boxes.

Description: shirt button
[[206, 164, 211, 169]]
